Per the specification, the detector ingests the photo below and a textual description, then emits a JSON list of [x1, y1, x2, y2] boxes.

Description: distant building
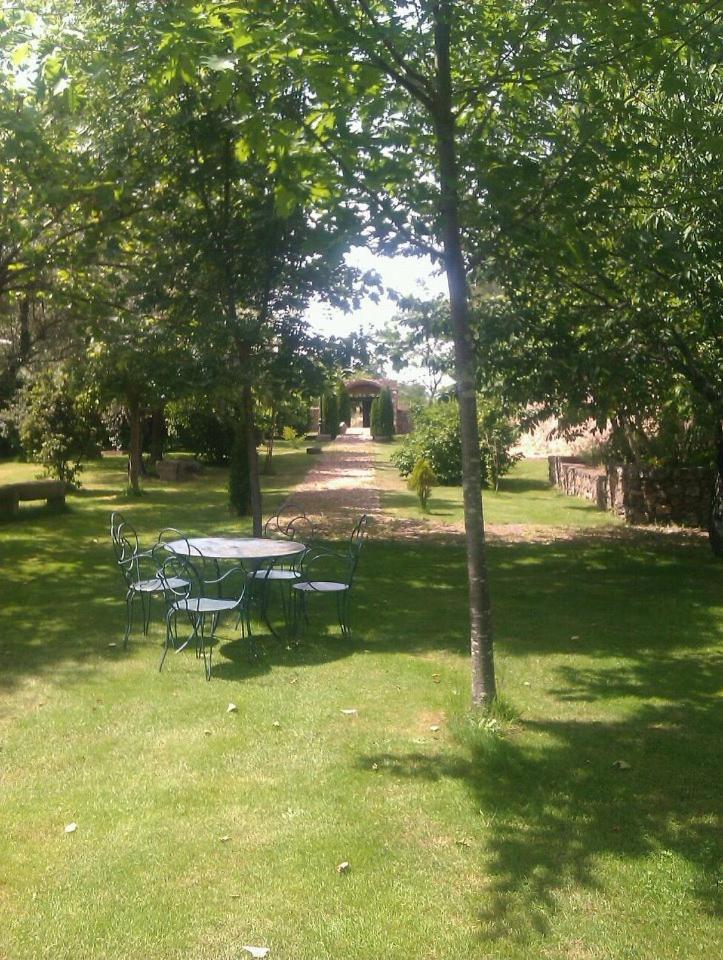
[[344, 377, 409, 433]]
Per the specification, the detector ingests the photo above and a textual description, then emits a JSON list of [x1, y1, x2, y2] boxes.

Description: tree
[[376, 296, 454, 402], [379, 386, 395, 439], [472, 5, 723, 464], [337, 382, 352, 427], [12, 362, 98, 486], [321, 390, 339, 439]]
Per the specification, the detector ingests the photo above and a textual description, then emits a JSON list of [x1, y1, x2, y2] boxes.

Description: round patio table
[[164, 537, 306, 641], [164, 536, 305, 563]]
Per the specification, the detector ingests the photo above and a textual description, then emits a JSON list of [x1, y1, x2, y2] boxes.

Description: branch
[[299, 114, 442, 260], [323, 0, 437, 111]]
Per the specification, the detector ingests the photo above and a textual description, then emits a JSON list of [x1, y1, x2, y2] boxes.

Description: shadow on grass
[[496, 474, 551, 494], [2, 512, 720, 685], [358, 704, 720, 944]]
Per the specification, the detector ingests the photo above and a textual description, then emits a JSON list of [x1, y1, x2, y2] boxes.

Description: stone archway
[[345, 378, 382, 429]]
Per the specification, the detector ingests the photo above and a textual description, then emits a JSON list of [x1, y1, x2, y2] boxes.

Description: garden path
[[283, 433, 706, 546], [282, 431, 382, 536]]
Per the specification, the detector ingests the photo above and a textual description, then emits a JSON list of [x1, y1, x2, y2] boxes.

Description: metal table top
[[164, 536, 305, 562]]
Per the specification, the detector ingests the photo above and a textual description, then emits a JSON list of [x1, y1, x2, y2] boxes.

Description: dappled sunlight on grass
[[0, 446, 720, 959]]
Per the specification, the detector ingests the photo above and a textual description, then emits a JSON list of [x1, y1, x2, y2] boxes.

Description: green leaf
[[203, 55, 237, 72]]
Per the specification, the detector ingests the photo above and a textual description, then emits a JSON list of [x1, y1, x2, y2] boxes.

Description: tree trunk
[[127, 395, 142, 493], [264, 404, 276, 474], [242, 381, 263, 534], [434, 1, 496, 705], [149, 405, 166, 467]]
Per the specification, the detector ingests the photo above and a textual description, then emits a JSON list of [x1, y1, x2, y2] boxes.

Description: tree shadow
[[496, 475, 551, 494], [357, 698, 720, 944]]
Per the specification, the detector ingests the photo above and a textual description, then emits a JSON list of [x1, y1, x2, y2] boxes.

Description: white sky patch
[[305, 247, 448, 339]]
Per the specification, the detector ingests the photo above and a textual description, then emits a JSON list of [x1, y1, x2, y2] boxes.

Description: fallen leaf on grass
[[64, 823, 77, 834], [241, 947, 270, 959], [227, 703, 238, 714]]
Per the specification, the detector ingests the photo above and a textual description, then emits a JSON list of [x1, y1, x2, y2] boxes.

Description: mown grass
[[374, 440, 619, 528], [0, 445, 720, 960]]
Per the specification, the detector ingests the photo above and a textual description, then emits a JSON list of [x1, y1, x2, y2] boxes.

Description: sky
[[304, 247, 448, 339]]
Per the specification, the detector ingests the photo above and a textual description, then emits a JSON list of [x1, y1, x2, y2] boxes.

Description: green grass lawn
[[374, 441, 619, 528], [1, 448, 720, 959]]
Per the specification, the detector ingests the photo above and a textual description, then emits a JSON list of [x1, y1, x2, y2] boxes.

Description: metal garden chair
[[157, 551, 249, 680], [111, 517, 166, 647], [250, 508, 316, 637], [291, 514, 370, 638]]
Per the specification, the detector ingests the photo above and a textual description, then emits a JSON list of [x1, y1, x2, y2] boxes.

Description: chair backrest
[[157, 552, 199, 603], [113, 522, 145, 588], [109, 511, 127, 542], [349, 514, 370, 559], [158, 551, 247, 606], [156, 527, 190, 549], [286, 513, 316, 544], [263, 505, 315, 543]]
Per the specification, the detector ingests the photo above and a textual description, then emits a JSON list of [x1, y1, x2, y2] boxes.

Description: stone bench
[[155, 458, 203, 481], [0, 480, 66, 516]]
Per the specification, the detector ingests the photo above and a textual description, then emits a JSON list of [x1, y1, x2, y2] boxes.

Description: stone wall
[[548, 457, 713, 527]]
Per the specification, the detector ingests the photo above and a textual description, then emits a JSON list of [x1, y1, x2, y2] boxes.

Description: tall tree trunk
[[127, 395, 142, 493], [434, 1, 496, 705], [149, 405, 165, 467], [264, 403, 277, 474], [241, 381, 262, 534]]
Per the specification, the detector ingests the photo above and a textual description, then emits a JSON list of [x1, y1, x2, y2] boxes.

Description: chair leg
[[142, 593, 152, 635], [291, 590, 307, 643], [338, 589, 352, 636], [199, 616, 212, 680], [124, 590, 134, 649], [159, 610, 175, 672]]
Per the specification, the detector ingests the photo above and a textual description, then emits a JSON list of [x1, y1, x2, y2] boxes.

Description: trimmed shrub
[[379, 386, 395, 438], [337, 384, 352, 427], [391, 399, 462, 483], [370, 395, 382, 438], [407, 457, 436, 510], [321, 391, 339, 439]]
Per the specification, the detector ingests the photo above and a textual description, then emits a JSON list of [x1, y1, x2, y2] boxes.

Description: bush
[[166, 397, 235, 464], [371, 387, 395, 439], [477, 395, 522, 489], [12, 364, 99, 487], [337, 384, 352, 427], [407, 457, 436, 510], [320, 391, 338, 439], [380, 386, 395, 437], [391, 397, 520, 487], [392, 399, 462, 483]]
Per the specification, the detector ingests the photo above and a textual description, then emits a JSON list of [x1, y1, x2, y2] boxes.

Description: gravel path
[[282, 432, 381, 536], [282, 433, 706, 547]]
